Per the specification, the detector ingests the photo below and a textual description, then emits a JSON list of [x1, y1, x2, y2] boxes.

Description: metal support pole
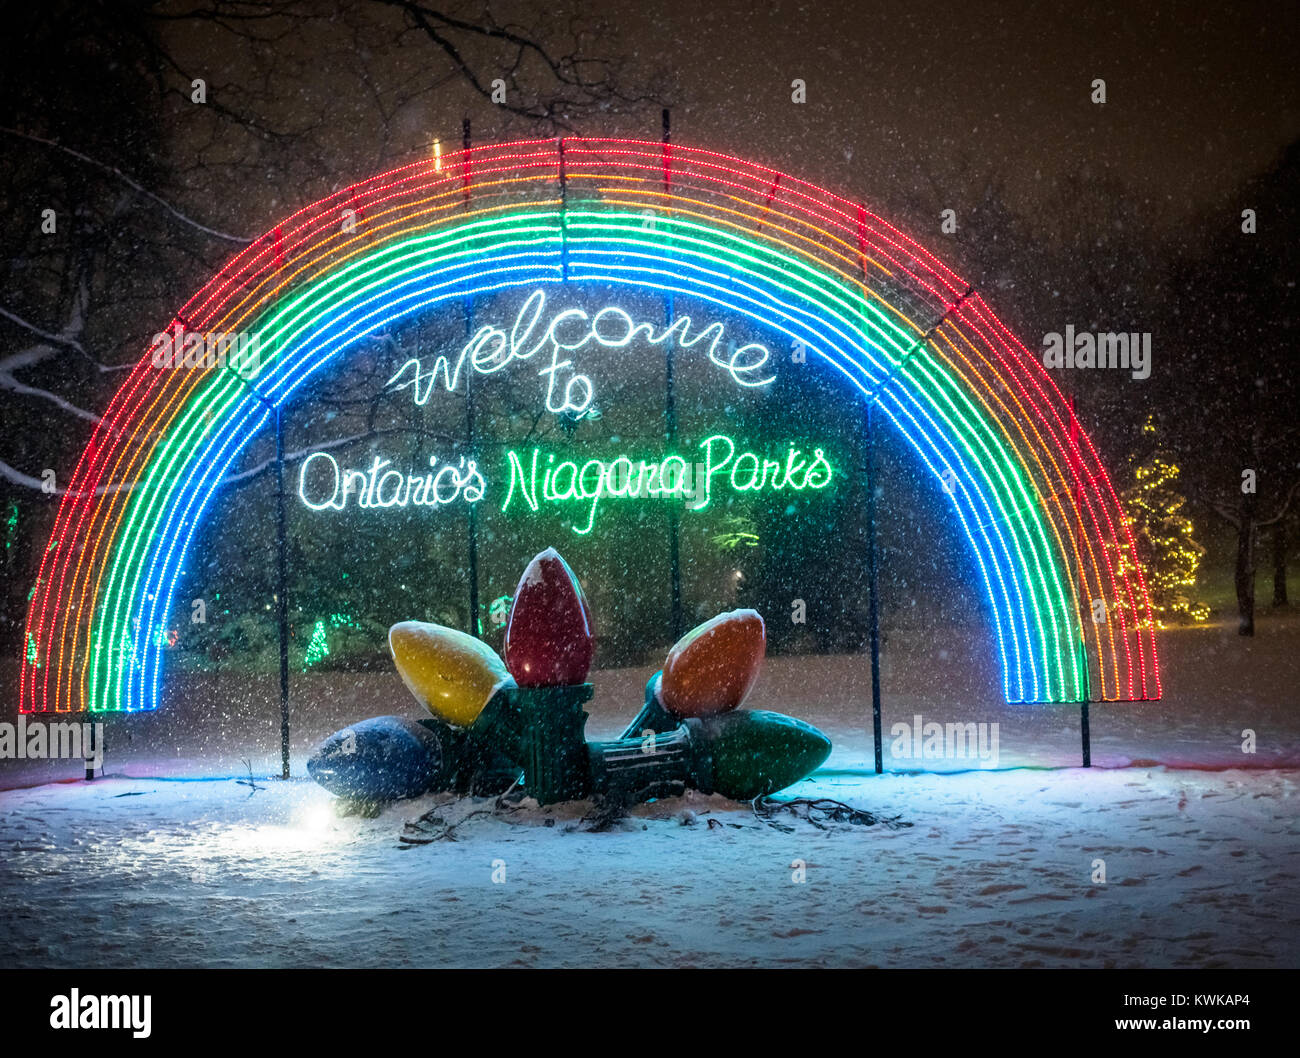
[[666, 340, 682, 641], [1069, 395, 1092, 767], [214, 361, 290, 776], [558, 137, 569, 282], [84, 717, 98, 781], [661, 109, 683, 640], [465, 297, 480, 635], [460, 118, 480, 635], [854, 207, 885, 773], [276, 405, 291, 779], [461, 117, 472, 210], [865, 402, 883, 774]]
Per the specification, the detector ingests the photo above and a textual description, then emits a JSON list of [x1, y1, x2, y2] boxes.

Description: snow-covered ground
[[1, 616, 1297, 968]]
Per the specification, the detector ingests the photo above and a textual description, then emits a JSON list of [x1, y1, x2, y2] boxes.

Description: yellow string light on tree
[[1114, 416, 1210, 628]]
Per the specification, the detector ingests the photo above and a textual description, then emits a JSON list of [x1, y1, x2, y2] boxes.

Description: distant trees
[[941, 140, 1299, 637], [1172, 140, 1300, 635]]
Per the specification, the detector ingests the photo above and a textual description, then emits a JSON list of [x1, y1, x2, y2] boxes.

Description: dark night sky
[[152, 0, 1299, 247], [614, 0, 1298, 230]]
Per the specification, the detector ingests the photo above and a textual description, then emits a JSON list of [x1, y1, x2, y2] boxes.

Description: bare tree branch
[[0, 126, 252, 243], [0, 307, 129, 375], [1259, 479, 1300, 528], [0, 348, 105, 425]]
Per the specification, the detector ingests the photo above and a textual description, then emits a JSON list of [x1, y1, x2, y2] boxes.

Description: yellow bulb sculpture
[[388, 621, 515, 727]]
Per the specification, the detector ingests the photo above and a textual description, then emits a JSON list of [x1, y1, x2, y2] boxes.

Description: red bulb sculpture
[[504, 548, 595, 686]]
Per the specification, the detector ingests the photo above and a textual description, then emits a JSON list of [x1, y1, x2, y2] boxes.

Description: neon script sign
[[502, 435, 834, 534], [384, 288, 776, 418], [297, 436, 834, 534], [301, 291, 831, 531], [298, 452, 486, 511]]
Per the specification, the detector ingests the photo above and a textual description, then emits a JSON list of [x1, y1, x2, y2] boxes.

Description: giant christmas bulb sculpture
[[388, 621, 515, 726], [492, 548, 597, 802], [503, 547, 594, 686], [620, 609, 765, 739], [307, 549, 831, 809], [588, 709, 831, 803], [307, 711, 520, 803], [307, 715, 449, 801], [661, 609, 765, 718]]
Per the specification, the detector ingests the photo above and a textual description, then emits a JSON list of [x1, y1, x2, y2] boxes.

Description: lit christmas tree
[[304, 619, 330, 670], [1116, 415, 1210, 627]]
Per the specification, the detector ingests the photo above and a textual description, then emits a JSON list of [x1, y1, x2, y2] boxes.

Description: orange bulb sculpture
[[660, 609, 766, 718], [503, 548, 595, 686]]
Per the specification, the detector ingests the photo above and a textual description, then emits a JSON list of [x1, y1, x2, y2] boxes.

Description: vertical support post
[[461, 117, 472, 210], [276, 405, 291, 779], [465, 297, 480, 635], [558, 137, 568, 282], [461, 118, 480, 636], [84, 717, 98, 781], [661, 109, 682, 640], [670, 318, 681, 642], [856, 205, 884, 774], [1069, 395, 1092, 767], [864, 402, 883, 774]]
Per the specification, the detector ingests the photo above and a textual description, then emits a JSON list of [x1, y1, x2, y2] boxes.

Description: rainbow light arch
[[20, 138, 1160, 713]]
